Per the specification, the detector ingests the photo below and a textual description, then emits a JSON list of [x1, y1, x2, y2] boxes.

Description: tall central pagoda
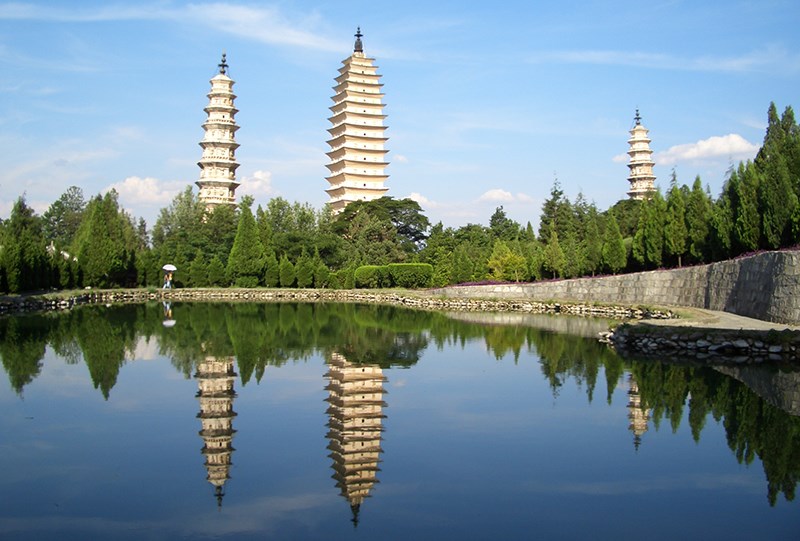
[[325, 28, 389, 213], [196, 53, 241, 211], [626, 109, 656, 200]]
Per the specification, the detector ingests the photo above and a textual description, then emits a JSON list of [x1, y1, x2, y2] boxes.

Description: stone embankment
[[84, 288, 673, 320], [603, 323, 799, 364], [430, 250, 800, 325]]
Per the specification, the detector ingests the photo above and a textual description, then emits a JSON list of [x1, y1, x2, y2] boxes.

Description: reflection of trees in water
[[0, 301, 798, 503]]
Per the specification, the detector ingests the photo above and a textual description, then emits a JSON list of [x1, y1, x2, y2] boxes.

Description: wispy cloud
[[527, 45, 800, 74], [655, 134, 759, 165], [103, 176, 184, 207], [0, 2, 344, 51]]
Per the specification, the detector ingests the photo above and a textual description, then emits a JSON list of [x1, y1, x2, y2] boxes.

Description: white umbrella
[[162, 264, 177, 271]]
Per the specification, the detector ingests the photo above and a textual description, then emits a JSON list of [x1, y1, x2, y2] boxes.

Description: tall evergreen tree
[[295, 251, 314, 288], [542, 225, 565, 278], [664, 173, 688, 267], [227, 196, 265, 287], [278, 254, 296, 288], [264, 251, 280, 287], [685, 176, 712, 263], [601, 213, 626, 274], [731, 162, 761, 253]]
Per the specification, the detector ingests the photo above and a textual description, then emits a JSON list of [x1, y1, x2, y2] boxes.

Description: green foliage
[[264, 251, 280, 287], [42, 186, 86, 249], [279, 254, 296, 288], [487, 240, 527, 282], [188, 250, 208, 287], [295, 251, 314, 288], [1, 197, 50, 293], [206, 255, 226, 286], [686, 176, 712, 263], [227, 197, 265, 287], [388, 263, 433, 288], [664, 173, 688, 267], [542, 226, 565, 278], [601, 213, 626, 274], [354, 265, 385, 288], [451, 244, 475, 284], [489, 206, 522, 241]]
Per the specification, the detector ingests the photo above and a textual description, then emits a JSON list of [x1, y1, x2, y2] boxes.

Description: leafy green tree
[[664, 173, 688, 267], [1, 197, 49, 293], [295, 251, 314, 288], [487, 240, 527, 282], [279, 254, 296, 288], [206, 255, 226, 286], [451, 244, 475, 284], [227, 196, 265, 287], [542, 225, 565, 278], [583, 205, 602, 276], [42, 186, 86, 249], [685, 176, 712, 263], [731, 162, 761, 254], [264, 251, 280, 287], [601, 213, 626, 274], [430, 246, 454, 287], [489, 206, 521, 241], [189, 250, 208, 287], [312, 248, 330, 288], [72, 191, 136, 287]]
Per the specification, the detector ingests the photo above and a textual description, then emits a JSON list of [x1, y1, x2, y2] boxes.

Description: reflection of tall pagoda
[[325, 28, 390, 213], [324, 352, 387, 526], [195, 355, 238, 506], [196, 53, 241, 211], [626, 109, 657, 200], [627, 373, 651, 450]]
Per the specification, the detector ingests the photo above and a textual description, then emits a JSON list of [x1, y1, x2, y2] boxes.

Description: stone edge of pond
[[604, 321, 800, 365], [0, 287, 673, 320]]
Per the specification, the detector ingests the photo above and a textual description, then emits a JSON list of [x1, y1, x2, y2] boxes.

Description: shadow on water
[[0, 301, 798, 508]]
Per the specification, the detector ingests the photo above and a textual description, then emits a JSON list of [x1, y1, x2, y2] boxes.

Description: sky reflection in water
[[0, 302, 797, 540]]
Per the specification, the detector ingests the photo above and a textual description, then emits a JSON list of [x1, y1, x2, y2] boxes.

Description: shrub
[[388, 263, 433, 288], [354, 265, 384, 288]]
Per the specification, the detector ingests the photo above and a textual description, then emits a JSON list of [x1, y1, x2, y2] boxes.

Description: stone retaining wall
[[430, 250, 800, 325]]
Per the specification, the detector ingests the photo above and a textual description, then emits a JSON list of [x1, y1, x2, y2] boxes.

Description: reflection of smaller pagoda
[[325, 352, 387, 526], [627, 373, 651, 450], [195, 355, 238, 506]]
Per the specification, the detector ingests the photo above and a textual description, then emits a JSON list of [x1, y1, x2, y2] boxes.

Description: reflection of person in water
[[163, 302, 172, 319]]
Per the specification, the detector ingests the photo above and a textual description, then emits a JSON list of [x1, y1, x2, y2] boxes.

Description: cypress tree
[[542, 225, 565, 278], [227, 196, 265, 287], [189, 250, 208, 287], [207, 255, 226, 286], [601, 213, 626, 274], [278, 254, 296, 288], [732, 162, 761, 253], [685, 176, 712, 263], [295, 251, 314, 288], [264, 251, 280, 287], [664, 174, 688, 267]]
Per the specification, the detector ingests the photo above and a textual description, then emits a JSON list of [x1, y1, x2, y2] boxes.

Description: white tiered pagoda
[[324, 352, 387, 526], [325, 28, 389, 213], [626, 373, 651, 451], [196, 53, 240, 211], [626, 109, 656, 200], [195, 355, 238, 506]]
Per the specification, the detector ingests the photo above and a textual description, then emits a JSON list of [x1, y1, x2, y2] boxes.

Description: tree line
[[1, 102, 798, 293]]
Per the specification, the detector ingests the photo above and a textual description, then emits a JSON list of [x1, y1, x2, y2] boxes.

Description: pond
[[0, 302, 798, 540]]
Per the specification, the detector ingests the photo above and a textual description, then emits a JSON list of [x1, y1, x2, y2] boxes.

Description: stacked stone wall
[[431, 250, 800, 325]]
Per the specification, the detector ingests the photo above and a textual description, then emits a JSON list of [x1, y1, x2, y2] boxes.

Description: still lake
[[0, 301, 798, 540]]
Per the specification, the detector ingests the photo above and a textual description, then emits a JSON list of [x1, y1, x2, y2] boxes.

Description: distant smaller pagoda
[[626, 109, 656, 200]]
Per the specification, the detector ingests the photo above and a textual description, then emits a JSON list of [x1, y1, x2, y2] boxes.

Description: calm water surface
[[0, 302, 798, 540]]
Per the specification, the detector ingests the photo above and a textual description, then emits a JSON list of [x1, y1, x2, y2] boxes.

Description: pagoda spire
[[626, 109, 656, 200], [196, 54, 241, 212], [325, 29, 390, 213]]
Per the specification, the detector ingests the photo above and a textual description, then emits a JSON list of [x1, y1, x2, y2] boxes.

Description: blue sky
[[1, 1, 798, 230]]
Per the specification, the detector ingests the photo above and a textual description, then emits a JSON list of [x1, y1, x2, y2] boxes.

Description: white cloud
[[239, 170, 275, 198], [0, 2, 343, 51], [394, 154, 409, 163], [655, 134, 759, 165], [478, 189, 514, 202], [527, 45, 800, 74], [103, 176, 183, 207], [407, 191, 438, 209], [612, 153, 628, 164]]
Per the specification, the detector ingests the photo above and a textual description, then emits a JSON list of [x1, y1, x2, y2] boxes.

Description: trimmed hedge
[[388, 263, 433, 289], [354, 265, 383, 289]]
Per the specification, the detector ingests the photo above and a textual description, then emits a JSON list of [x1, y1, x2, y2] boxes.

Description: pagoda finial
[[354, 27, 363, 53], [634, 108, 641, 126], [218, 52, 228, 75]]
